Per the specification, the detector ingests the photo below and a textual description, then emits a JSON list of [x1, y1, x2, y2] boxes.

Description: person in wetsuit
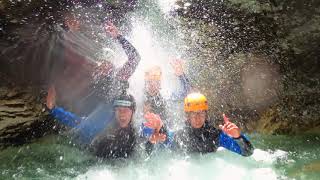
[[54, 14, 141, 116], [90, 94, 137, 159], [48, 92, 150, 159], [144, 92, 254, 156], [81, 21, 141, 115], [46, 21, 141, 144], [140, 59, 192, 154], [143, 59, 191, 129]]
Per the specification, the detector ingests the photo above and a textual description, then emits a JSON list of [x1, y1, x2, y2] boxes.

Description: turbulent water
[[1, 0, 319, 179], [1, 134, 319, 180]]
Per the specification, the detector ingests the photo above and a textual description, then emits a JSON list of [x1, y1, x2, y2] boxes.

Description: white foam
[[250, 168, 278, 180], [251, 149, 288, 164], [76, 167, 115, 180]]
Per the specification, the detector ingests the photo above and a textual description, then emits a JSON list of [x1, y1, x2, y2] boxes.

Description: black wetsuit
[[143, 74, 191, 128], [90, 122, 136, 159], [78, 35, 141, 115], [50, 35, 141, 144], [144, 92, 169, 124], [173, 121, 254, 156]]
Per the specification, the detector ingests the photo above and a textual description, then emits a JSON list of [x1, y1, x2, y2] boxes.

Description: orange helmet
[[145, 66, 162, 81], [184, 93, 208, 112]]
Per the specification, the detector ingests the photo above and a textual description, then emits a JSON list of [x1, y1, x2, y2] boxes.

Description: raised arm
[[46, 85, 82, 128], [104, 21, 141, 81], [50, 107, 82, 128], [218, 114, 254, 156], [140, 112, 173, 154], [170, 59, 192, 100]]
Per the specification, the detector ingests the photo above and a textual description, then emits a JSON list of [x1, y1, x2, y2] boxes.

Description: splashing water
[[1, 135, 319, 179], [1, 0, 320, 180], [119, 0, 191, 128]]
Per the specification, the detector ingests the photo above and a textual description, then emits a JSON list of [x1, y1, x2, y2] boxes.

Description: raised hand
[[170, 58, 185, 76], [143, 112, 163, 132], [143, 112, 167, 144], [219, 114, 241, 138], [149, 133, 167, 144], [46, 85, 56, 110], [104, 21, 120, 38]]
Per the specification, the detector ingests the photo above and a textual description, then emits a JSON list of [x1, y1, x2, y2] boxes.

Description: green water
[[0, 134, 319, 180], [1, 0, 319, 179]]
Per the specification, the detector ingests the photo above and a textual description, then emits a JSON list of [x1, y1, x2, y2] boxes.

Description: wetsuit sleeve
[[171, 73, 192, 101], [218, 131, 254, 157], [140, 123, 155, 155], [140, 123, 174, 154], [50, 106, 82, 128], [115, 35, 141, 80], [162, 130, 175, 147], [168, 130, 184, 151], [140, 123, 155, 138]]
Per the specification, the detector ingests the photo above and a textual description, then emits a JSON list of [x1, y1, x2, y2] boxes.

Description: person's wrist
[[159, 125, 167, 135], [233, 133, 242, 139], [44, 104, 54, 112]]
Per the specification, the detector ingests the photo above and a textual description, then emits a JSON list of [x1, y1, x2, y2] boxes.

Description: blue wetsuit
[[50, 103, 114, 144]]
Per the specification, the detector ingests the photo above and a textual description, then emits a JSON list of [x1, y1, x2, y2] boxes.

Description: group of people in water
[[45, 18, 254, 159]]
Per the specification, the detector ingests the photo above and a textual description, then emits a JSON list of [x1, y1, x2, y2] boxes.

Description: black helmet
[[113, 93, 136, 112]]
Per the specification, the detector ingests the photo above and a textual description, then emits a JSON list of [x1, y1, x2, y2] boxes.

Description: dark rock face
[[0, 85, 56, 148], [0, 0, 133, 86], [0, 0, 319, 148], [175, 0, 320, 134], [0, 0, 137, 147], [252, 93, 320, 134]]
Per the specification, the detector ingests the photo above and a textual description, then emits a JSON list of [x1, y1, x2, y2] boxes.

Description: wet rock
[[0, 85, 56, 148], [0, 0, 137, 147], [176, 0, 320, 134], [0, 0, 319, 148], [250, 92, 320, 135]]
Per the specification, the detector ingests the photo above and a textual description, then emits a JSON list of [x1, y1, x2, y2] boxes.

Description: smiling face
[[115, 107, 133, 128], [187, 111, 207, 129]]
